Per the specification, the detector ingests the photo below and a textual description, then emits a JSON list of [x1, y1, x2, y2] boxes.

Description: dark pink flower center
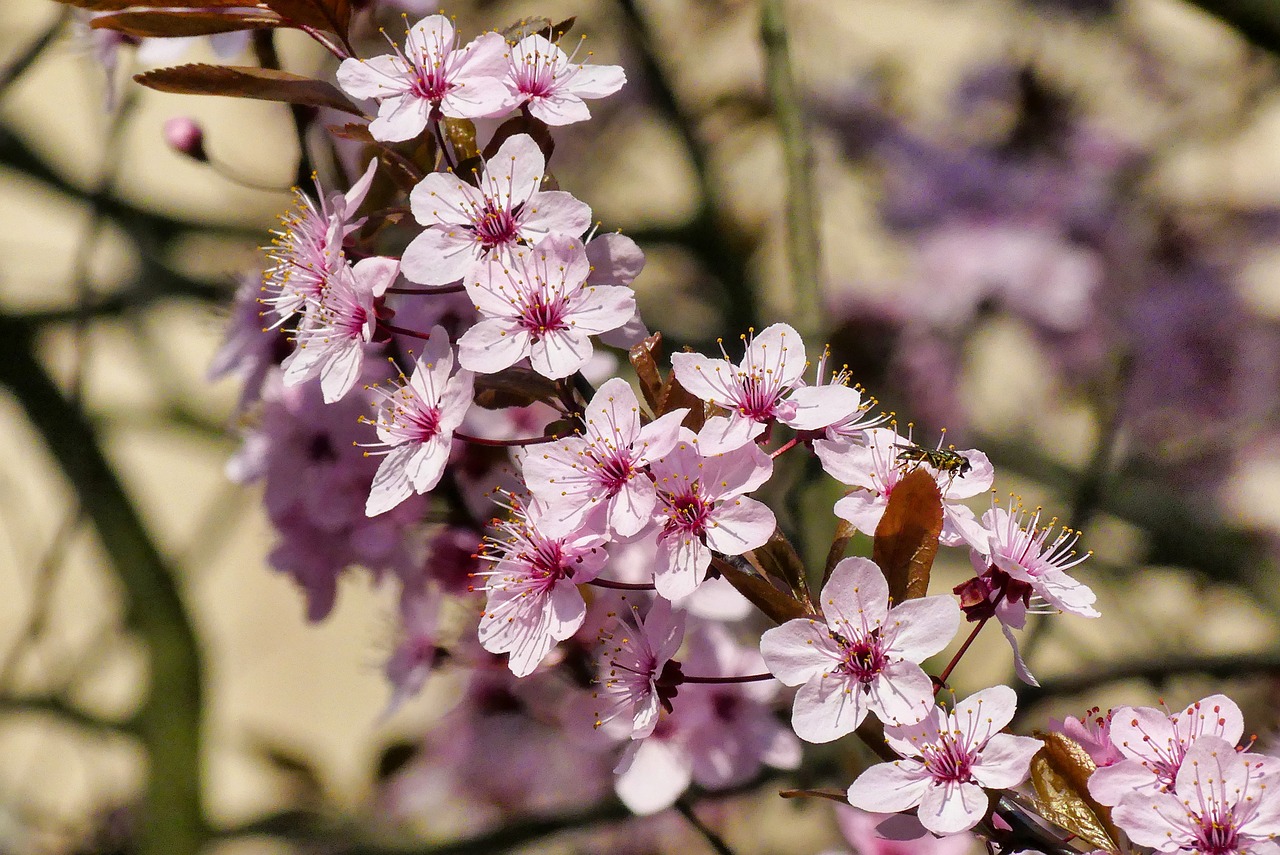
[[593, 448, 637, 494], [668, 492, 711, 536], [1193, 811, 1240, 855], [473, 204, 520, 248], [407, 405, 442, 443], [920, 735, 976, 784], [836, 631, 887, 685], [409, 65, 453, 102], [518, 296, 569, 338], [734, 374, 781, 422]]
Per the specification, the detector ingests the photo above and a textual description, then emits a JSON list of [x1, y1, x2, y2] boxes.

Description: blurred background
[[4, 0, 1280, 852]]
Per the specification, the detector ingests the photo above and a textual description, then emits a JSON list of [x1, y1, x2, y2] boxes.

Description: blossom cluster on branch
[[72, 1, 1280, 850]]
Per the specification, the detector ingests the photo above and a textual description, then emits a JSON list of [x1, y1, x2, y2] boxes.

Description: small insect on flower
[[893, 441, 973, 477]]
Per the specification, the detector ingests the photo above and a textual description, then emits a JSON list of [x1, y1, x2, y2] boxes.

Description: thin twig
[[760, 0, 822, 340], [674, 799, 736, 855], [0, 9, 69, 97]]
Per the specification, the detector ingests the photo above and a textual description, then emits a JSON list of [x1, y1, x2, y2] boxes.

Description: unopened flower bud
[[163, 116, 207, 162]]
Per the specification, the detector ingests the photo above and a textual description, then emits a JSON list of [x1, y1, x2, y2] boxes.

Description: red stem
[[454, 431, 563, 448], [936, 617, 989, 690], [587, 578, 656, 591], [770, 437, 799, 459], [381, 322, 431, 340], [680, 673, 774, 685]]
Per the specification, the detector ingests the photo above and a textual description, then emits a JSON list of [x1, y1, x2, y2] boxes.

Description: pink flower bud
[[163, 116, 206, 161]]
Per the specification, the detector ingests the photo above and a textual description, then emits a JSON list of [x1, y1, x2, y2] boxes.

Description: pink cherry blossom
[[281, 255, 398, 403], [504, 33, 626, 125], [847, 685, 1043, 835], [522, 377, 686, 537], [586, 231, 650, 349], [261, 159, 378, 325], [671, 323, 865, 454], [649, 433, 776, 600], [475, 498, 608, 676], [1051, 707, 1123, 768], [760, 556, 960, 742], [593, 596, 685, 740], [969, 505, 1097, 617], [814, 426, 993, 548], [336, 15, 512, 142], [808, 351, 891, 446], [613, 626, 800, 815], [456, 235, 636, 379], [362, 326, 474, 516], [401, 133, 591, 286], [1089, 694, 1245, 806], [382, 584, 444, 717], [1111, 736, 1280, 854]]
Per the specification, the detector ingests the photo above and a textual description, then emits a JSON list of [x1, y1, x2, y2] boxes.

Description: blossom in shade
[[1089, 694, 1245, 806], [1111, 736, 1280, 854], [382, 584, 444, 717], [846, 685, 1043, 835], [649, 433, 776, 600], [829, 806, 975, 855], [760, 556, 960, 741], [363, 326, 474, 516], [612, 626, 801, 815], [593, 596, 685, 740], [402, 133, 592, 286], [523, 377, 687, 537], [814, 426, 993, 548], [671, 323, 865, 453], [585, 231, 650, 349], [475, 498, 608, 677], [504, 33, 626, 125], [335, 15, 511, 142], [457, 235, 636, 379], [261, 159, 379, 325], [281, 256, 397, 403]]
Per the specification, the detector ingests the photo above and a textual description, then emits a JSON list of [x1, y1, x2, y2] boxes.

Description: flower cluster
[[195, 9, 1280, 854]]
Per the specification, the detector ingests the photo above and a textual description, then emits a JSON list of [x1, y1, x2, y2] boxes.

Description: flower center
[[518, 295, 569, 338], [734, 374, 780, 422], [592, 448, 637, 494], [668, 492, 710, 536], [409, 58, 453, 102], [836, 631, 887, 685], [1193, 810, 1241, 855], [920, 734, 977, 784], [473, 204, 519, 248]]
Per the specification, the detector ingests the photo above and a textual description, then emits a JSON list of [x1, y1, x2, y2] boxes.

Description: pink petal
[[759, 619, 841, 685], [970, 733, 1042, 789], [917, 780, 988, 835], [406, 439, 449, 493], [457, 320, 530, 374], [336, 55, 410, 100], [366, 445, 416, 516], [697, 440, 774, 498], [695, 414, 763, 455], [745, 323, 806, 387], [529, 328, 593, 379], [1087, 760, 1163, 806], [782, 384, 864, 431], [821, 557, 890, 632], [846, 760, 931, 814], [566, 63, 626, 98], [866, 662, 936, 726], [566, 285, 636, 335], [606, 478, 657, 538], [635, 408, 688, 465], [587, 377, 641, 445], [585, 232, 645, 286], [528, 93, 592, 125], [484, 133, 546, 209], [317, 342, 363, 403], [814, 438, 882, 490], [792, 674, 869, 742], [703, 496, 775, 556], [614, 738, 692, 815], [401, 226, 481, 286], [369, 94, 432, 143], [832, 491, 888, 534], [519, 190, 593, 241], [884, 594, 961, 661], [952, 686, 1019, 748], [670, 352, 741, 406], [352, 255, 399, 297], [410, 170, 480, 227], [654, 530, 709, 599]]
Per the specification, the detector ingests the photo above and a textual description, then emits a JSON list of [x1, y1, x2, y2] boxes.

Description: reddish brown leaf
[[500, 16, 553, 41], [483, 114, 554, 163], [52, 0, 260, 10], [713, 558, 806, 624], [747, 532, 809, 599], [327, 122, 374, 142], [871, 467, 942, 603], [548, 16, 576, 41], [822, 518, 857, 588], [259, 0, 349, 36], [628, 333, 664, 413], [92, 9, 280, 38], [657, 372, 705, 431], [473, 367, 559, 410], [134, 64, 364, 116]]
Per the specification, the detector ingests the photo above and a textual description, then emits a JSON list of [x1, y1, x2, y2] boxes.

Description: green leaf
[[134, 64, 364, 116], [871, 466, 942, 603]]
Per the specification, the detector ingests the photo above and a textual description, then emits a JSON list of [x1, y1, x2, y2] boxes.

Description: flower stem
[[385, 283, 467, 295], [454, 431, 563, 448], [769, 436, 799, 459], [679, 672, 774, 685], [587, 578, 656, 591], [936, 617, 989, 690], [380, 322, 432, 340], [674, 800, 737, 855], [778, 788, 848, 804], [434, 119, 458, 171]]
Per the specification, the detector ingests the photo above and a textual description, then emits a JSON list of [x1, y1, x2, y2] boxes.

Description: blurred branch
[[0, 9, 70, 97], [0, 314, 206, 855], [760, 0, 821, 340], [674, 799, 736, 855], [1017, 651, 1280, 710], [615, 0, 759, 335], [0, 508, 83, 687], [1186, 0, 1280, 55], [0, 694, 138, 737]]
